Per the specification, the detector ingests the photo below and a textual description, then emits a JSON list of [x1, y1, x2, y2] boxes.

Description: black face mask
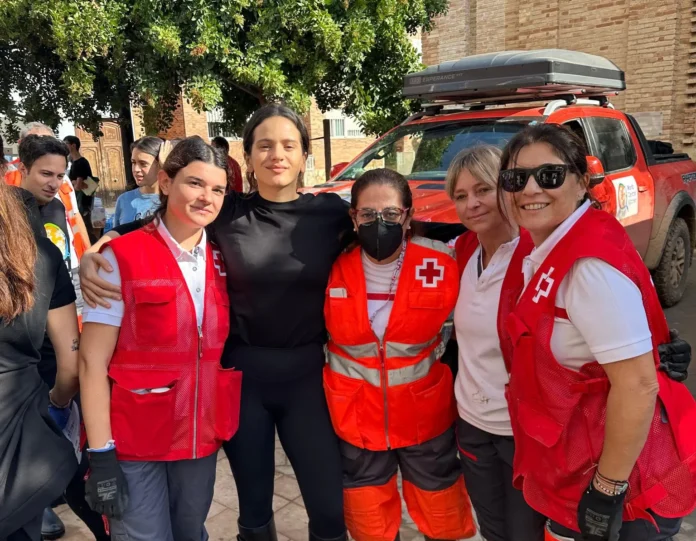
[[357, 220, 404, 261]]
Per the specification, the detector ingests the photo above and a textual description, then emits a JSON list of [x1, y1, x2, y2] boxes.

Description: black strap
[[477, 250, 483, 278]]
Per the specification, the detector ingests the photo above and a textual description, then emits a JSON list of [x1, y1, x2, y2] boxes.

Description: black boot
[[308, 528, 348, 541], [41, 507, 66, 540], [238, 517, 278, 541]]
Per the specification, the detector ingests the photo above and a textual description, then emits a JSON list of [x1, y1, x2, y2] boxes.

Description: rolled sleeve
[[81, 247, 124, 328], [566, 258, 653, 365]]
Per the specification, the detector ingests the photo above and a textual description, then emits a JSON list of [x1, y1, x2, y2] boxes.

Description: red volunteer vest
[[324, 237, 459, 450], [497, 208, 696, 530], [106, 227, 241, 462], [454, 231, 479, 278]]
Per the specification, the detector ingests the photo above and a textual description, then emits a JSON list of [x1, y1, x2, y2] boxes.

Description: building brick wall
[[303, 100, 374, 186], [422, 0, 695, 155]]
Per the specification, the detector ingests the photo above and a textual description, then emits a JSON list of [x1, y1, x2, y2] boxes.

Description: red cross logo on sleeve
[[416, 258, 445, 288]]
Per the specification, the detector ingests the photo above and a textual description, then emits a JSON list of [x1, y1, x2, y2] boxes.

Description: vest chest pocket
[[408, 291, 445, 310], [133, 286, 178, 347], [325, 282, 354, 334]]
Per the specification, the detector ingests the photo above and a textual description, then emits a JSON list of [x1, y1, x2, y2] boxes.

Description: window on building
[[587, 117, 636, 173], [329, 118, 345, 137], [207, 109, 240, 140], [324, 110, 364, 138]]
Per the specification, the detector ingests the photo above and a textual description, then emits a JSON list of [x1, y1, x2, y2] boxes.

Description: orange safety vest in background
[[324, 236, 459, 451]]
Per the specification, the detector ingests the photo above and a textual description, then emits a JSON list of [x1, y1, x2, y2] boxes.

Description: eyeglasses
[[354, 207, 409, 225], [499, 164, 571, 193]]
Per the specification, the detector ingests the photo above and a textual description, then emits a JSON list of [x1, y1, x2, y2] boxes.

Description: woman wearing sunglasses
[[324, 168, 475, 541], [496, 124, 696, 540]]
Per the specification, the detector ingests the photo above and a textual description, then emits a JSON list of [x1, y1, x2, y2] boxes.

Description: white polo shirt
[[82, 219, 208, 327], [522, 200, 653, 370], [454, 202, 653, 435], [454, 237, 519, 436]]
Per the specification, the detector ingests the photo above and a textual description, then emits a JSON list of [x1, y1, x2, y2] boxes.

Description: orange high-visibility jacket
[[324, 236, 459, 451]]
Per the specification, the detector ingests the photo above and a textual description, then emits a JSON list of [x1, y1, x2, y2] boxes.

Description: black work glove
[[577, 482, 625, 541], [85, 448, 129, 519], [658, 329, 691, 382]]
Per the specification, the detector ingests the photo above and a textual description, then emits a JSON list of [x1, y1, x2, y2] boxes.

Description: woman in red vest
[[323, 168, 476, 541], [78, 136, 241, 540], [445, 145, 546, 541], [496, 124, 696, 540]]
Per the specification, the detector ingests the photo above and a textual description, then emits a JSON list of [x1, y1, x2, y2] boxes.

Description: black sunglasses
[[499, 164, 570, 193]]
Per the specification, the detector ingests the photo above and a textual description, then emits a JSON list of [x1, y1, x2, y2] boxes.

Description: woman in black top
[[79, 105, 352, 541], [0, 183, 81, 540]]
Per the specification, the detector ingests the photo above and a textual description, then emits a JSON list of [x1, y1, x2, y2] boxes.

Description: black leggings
[[223, 367, 345, 539]]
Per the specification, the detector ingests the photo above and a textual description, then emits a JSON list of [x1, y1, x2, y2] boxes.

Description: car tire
[[653, 217, 691, 308]]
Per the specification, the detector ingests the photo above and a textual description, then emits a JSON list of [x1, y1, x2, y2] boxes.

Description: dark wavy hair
[[497, 123, 594, 220]]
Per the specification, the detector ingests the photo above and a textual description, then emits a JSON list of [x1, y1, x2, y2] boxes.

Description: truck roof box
[[403, 49, 625, 104]]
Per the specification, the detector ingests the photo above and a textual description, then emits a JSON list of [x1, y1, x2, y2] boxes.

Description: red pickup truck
[[304, 49, 696, 307]]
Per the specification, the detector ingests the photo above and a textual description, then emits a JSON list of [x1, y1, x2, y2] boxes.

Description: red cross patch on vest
[[212, 250, 226, 277], [416, 258, 444, 288]]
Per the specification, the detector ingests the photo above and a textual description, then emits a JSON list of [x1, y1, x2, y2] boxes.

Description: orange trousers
[[340, 429, 476, 541]]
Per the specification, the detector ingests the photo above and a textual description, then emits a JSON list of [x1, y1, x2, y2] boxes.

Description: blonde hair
[[445, 145, 502, 199]]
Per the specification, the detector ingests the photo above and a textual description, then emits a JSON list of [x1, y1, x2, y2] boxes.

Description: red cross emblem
[[212, 250, 227, 277], [532, 266, 555, 303], [416, 258, 444, 288]]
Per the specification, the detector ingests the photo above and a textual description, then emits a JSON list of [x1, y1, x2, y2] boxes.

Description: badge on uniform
[[416, 258, 445, 288], [212, 250, 226, 277], [329, 287, 348, 298]]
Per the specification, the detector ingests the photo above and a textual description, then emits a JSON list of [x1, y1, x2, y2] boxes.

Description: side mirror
[[330, 162, 349, 179], [587, 156, 605, 187]]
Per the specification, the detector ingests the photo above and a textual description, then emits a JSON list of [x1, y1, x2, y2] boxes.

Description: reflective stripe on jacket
[[324, 236, 459, 451]]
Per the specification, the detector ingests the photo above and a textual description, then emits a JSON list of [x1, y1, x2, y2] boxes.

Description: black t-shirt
[[38, 198, 79, 386], [114, 192, 354, 380], [69, 157, 94, 214], [68, 157, 92, 182], [0, 238, 77, 533]]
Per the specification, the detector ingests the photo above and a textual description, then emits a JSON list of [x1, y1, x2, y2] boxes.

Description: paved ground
[[57, 266, 696, 541]]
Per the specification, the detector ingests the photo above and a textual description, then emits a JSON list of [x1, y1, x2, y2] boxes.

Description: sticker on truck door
[[613, 176, 639, 220]]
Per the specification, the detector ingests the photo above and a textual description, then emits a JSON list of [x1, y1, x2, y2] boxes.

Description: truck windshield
[[336, 119, 529, 181]]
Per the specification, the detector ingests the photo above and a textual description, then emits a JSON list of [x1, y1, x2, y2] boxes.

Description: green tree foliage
[[0, 0, 448, 139]]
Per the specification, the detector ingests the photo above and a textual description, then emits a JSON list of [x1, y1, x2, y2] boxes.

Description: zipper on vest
[[379, 341, 391, 449], [193, 325, 203, 459]]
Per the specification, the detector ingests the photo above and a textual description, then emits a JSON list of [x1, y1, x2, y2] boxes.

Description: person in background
[[211, 135, 244, 193], [79, 137, 239, 540], [111, 136, 163, 227], [446, 146, 546, 541], [324, 169, 476, 541], [496, 124, 696, 540], [64, 135, 98, 243], [0, 179, 80, 541], [5, 122, 56, 186], [17, 134, 107, 541]]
